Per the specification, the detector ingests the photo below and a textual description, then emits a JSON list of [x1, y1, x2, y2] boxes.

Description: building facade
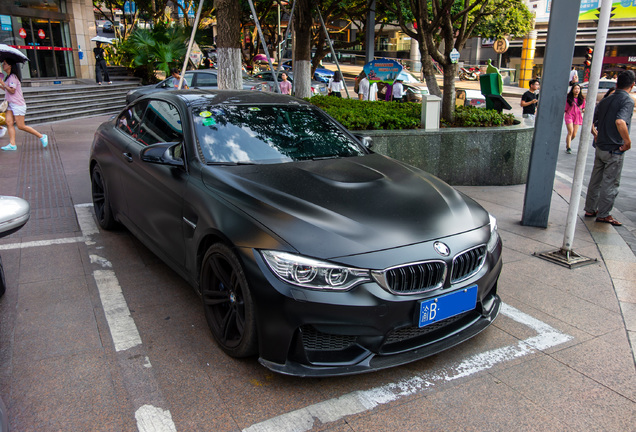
[[0, 0, 95, 82]]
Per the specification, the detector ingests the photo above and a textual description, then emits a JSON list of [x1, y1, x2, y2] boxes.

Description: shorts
[[8, 102, 27, 116]]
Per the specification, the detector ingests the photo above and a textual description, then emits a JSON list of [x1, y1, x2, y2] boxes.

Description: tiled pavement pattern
[[16, 133, 79, 237]]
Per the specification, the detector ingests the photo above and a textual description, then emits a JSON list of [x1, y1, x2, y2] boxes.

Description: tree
[[386, 0, 533, 122], [294, 0, 314, 98], [309, 0, 372, 74], [216, 0, 243, 89], [119, 23, 188, 82]]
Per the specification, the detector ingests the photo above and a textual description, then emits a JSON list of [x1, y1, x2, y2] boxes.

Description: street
[[0, 95, 635, 431]]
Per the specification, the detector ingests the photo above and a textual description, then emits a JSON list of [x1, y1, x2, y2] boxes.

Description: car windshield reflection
[[193, 105, 365, 164]]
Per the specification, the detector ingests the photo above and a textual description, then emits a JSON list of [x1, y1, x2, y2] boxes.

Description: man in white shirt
[[392, 79, 404, 102], [358, 77, 378, 101]]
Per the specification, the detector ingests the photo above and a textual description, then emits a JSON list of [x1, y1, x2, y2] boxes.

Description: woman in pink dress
[[0, 59, 48, 151], [564, 83, 585, 154]]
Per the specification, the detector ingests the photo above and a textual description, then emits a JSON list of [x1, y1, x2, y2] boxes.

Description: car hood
[[202, 154, 488, 259]]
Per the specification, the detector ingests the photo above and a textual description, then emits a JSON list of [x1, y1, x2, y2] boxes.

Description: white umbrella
[[91, 36, 115, 44], [0, 44, 28, 63]]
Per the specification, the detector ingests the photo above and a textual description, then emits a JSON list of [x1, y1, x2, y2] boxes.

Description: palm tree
[[120, 23, 189, 83]]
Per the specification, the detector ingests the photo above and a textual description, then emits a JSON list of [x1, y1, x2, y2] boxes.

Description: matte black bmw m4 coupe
[[89, 90, 502, 377]]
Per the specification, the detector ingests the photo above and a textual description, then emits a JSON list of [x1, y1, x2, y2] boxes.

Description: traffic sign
[[450, 48, 460, 64], [493, 39, 509, 54]]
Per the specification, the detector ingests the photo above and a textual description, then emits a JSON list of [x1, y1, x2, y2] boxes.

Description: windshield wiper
[[312, 155, 340, 161], [206, 161, 256, 166]]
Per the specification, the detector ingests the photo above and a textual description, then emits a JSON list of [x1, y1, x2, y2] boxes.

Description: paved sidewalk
[[0, 114, 634, 431]]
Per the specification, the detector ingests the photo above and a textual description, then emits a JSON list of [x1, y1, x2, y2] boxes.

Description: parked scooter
[[459, 66, 481, 81], [0, 195, 30, 297]]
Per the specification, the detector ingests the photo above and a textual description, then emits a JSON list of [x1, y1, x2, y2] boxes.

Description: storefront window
[[0, 15, 74, 79], [6, 0, 65, 14]]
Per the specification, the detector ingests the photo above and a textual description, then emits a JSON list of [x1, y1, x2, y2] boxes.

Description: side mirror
[[140, 142, 185, 167], [355, 134, 374, 149], [0, 196, 30, 239]]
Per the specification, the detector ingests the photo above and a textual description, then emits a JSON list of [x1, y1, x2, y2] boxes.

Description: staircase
[[22, 66, 142, 125]]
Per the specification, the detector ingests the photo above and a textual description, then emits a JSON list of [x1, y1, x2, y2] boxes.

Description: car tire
[[200, 243, 258, 358], [91, 165, 116, 230]]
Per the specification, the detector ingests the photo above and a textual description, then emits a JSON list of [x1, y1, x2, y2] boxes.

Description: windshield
[[193, 104, 366, 164]]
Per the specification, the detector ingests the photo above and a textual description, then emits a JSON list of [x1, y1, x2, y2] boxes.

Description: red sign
[[19, 28, 27, 38], [38, 29, 45, 39]]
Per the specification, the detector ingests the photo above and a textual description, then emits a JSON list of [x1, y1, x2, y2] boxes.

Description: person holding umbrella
[[0, 59, 48, 151], [93, 42, 112, 85]]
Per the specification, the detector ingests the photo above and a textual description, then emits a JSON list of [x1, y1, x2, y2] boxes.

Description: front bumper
[[239, 230, 503, 377]]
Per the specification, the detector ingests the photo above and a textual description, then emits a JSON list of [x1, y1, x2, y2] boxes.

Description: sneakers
[[40, 134, 48, 148], [1, 144, 17, 151], [566, 147, 572, 154]]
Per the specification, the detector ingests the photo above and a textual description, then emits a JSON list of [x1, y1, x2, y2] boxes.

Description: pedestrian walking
[[569, 66, 578, 86], [170, 68, 189, 89], [0, 59, 48, 151], [279, 72, 292, 95], [583, 70, 635, 227], [328, 71, 344, 97], [392, 78, 404, 102], [564, 83, 585, 154], [520, 79, 540, 126], [358, 76, 378, 101], [93, 42, 111, 85]]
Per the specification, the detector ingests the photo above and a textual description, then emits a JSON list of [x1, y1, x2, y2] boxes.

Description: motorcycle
[[459, 66, 481, 81]]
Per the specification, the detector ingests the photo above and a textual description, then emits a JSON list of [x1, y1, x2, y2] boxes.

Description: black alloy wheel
[[200, 244, 257, 358], [91, 165, 115, 230]]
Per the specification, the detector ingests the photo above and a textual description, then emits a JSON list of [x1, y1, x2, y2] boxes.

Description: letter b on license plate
[[418, 285, 478, 328]]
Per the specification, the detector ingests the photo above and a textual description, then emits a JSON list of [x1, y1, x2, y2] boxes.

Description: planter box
[[362, 124, 533, 186]]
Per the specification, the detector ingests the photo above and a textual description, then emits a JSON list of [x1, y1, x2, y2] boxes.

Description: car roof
[[137, 89, 313, 107]]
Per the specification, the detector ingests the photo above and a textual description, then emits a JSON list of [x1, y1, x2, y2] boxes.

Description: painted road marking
[[242, 303, 573, 432], [93, 268, 143, 352], [135, 405, 177, 432], [556, 170, 574, 184], [74, 204, 177, 432], [0, 236, 86, 251]]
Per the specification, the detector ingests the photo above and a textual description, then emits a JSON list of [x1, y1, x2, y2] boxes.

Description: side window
[[135, 100, 183, 146], [116, 101, 146, 137], [193, 72, 217, 88]]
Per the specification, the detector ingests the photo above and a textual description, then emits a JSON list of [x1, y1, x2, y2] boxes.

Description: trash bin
[[480, 73, 500, 96]]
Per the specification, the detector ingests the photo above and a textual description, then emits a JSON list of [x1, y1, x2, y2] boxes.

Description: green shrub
[[443, 105, 517, 128], [307, 96, 517, 130]]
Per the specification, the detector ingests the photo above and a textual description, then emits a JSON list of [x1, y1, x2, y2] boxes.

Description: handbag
[[0, 100, 7, 113]]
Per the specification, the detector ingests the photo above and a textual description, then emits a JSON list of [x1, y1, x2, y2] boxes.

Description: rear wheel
[[200, 244, 257, 358], [91, 165, 115, 230]]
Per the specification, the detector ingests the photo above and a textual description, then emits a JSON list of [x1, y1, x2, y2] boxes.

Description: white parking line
[[0, 236, 86, 250], [74, 204, 178, 432], [242, 303, 573, 432]]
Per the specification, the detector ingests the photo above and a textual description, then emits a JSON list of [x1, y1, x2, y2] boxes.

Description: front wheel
[[200, 244, 257, 358]]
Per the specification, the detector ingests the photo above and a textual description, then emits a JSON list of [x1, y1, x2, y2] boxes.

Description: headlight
[[261, 250, 371, 291], [487, 213, 499, 252]]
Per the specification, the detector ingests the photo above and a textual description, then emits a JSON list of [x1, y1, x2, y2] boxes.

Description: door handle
[[123, 152, 133, 162]]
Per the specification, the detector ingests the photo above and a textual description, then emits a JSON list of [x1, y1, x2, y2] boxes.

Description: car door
[[101, 101, 147, 217], [121, 99, 188, 268]]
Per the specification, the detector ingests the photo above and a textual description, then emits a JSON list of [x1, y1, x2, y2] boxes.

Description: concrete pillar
[[365, 0, 375, 63], [68, 0, 97, 81]]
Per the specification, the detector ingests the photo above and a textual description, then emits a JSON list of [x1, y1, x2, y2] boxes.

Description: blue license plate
[[418, 285, 478, 328]]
